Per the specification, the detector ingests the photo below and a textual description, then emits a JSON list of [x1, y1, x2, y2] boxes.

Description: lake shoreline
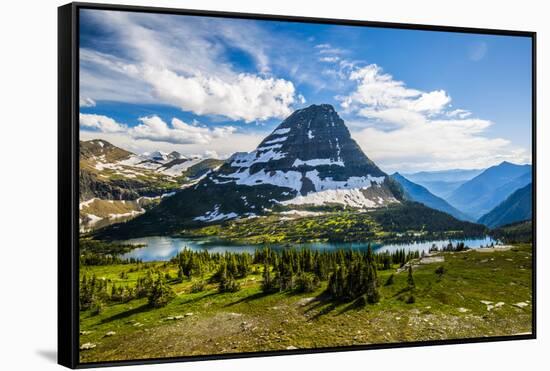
[[118, 235, 498, 262]]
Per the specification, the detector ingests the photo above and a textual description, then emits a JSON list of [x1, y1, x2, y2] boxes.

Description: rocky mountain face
[[79, 139, 222, 230], [211, 104, 398, 205], [97, 104, 403, 238]]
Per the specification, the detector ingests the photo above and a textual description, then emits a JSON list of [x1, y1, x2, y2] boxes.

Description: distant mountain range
[[391, 173, 472, 221], [478, 183, 532, 228], [403, 169, 483, 198], [446, 162, 532, 219]]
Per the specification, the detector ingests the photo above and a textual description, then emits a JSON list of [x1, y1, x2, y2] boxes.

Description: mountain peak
[[497, 161, 515, 168], [209, 105, 392, 204], [80, 139, 133, 162], [277, 103, 343, 132]]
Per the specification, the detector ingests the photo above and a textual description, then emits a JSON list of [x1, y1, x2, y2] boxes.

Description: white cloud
[[340, 64, 450, 116], [79, 97, 96, 107], [351, 119, 530, 172], [80, 113, 237, 146], [204, 150, 220, 159], [140, 67, 296, 122], [79, 10, 300, 122], [79, 113, 126, 133], [447, 108, 472, 119], [130, 116, 236, 145], [340, 64, 530, 171], [319, 56, 340, 63]]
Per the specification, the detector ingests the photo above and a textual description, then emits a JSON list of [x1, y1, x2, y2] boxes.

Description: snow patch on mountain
[[193, 205, 238, 222], [158, 158, 202, 176], [264, 136, 288, 145], [306, 170, 385, 192], [256, 143, 283, 151], [281, 188, 378, 208], [220, 168, 303, 191], [272, 128, 291, 135], [230, 149, 287, 167]]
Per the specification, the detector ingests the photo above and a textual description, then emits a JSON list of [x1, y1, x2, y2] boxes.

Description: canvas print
[[77, 8, 534, 363]]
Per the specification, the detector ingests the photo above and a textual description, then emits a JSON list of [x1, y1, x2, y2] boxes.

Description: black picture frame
[[58, 2, 537, 368]]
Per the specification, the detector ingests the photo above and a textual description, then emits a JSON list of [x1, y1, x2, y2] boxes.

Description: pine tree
[[148, 274, 175, 308], [261, 261, 275, 293]]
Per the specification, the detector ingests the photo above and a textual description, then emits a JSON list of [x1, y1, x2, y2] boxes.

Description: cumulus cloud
[[340, 64, 530, 171], [79, 10, 300, 122], [80, 113, 236, 146], [340, 64, 450, 120], [131, 116, 236, 145], [140, 67, 296, 122], [79, 113, 127, 133]]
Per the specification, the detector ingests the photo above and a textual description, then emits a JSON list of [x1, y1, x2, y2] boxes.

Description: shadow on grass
[[307, 302, 339, 321], [178, 291, 217, 305], [391, 286, 413, 298], [337, 297, 370, 315], [100, 303, 152, 324], [223, 291, 272, 307], [301, 293, 341, 320]]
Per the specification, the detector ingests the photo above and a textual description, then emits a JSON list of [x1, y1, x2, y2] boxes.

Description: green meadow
[[79, 243, 532, 363]]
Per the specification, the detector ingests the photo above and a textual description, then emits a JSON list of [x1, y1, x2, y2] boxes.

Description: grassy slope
[[79, 244, 532, 363], [183, 203, 487, 244]]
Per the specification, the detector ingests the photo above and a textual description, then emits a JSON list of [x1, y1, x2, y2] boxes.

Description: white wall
[[0, 0, 546, 370]]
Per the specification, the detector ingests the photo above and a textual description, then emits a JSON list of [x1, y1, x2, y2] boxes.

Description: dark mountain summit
[[213, 104, 387, 196]]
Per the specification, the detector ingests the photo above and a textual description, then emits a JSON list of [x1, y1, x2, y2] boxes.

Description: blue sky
[[79, 9, 532, 172]]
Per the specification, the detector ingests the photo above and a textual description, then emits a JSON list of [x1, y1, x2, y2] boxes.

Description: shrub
[[294, 272, 320, 293], [190, 280, 206, 293], [405, 295, 415, 304], [218, 276, 240, 293], [148, 275, 176, 308], [384, 274, 395, 286], [90, 299, 104, 315], [435, 266, 446, 278]]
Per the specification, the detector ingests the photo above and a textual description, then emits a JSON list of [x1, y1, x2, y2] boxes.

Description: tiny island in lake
[[77, 8, 533, 363]]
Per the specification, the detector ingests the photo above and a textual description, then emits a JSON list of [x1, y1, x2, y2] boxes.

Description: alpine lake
[[119, 235, 497, 262]]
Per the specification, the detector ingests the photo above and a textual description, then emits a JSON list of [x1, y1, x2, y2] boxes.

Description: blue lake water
[[120, 236, 497, 262]]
